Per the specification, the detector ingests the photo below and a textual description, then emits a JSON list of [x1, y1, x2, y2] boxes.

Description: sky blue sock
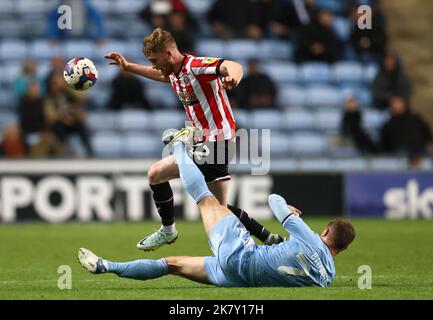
[[107, 259, 168, 280], [172, 142, 213, 203]]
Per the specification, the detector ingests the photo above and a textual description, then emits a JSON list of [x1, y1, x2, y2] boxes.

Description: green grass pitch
[[1, 218, 432, 300]]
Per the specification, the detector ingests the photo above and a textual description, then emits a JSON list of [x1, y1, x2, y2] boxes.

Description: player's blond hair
[[143, 28, 177, 56]]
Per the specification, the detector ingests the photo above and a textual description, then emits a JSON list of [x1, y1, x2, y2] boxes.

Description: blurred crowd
[[1, 0, 432, 163]]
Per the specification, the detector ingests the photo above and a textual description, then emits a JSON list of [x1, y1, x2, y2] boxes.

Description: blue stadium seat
[[261, 62, 297, 83], [0, 111, 17, 131], [36, 61, 51, 79], [92, 132, 124, 157], [291, 133, 328, 155], [124, 20, 153, 39], [104, 19, 126, 37], [299, 62, 332, 84], [305, 85, 341, 109], [333, 158, 367, 171], [315, 0, 346, 14], [97, 64, 120, 85], [0, 40, 28, 60], [364, 63, 379, 83], [298, 159, 333, 171], [232, 109, 250, 128], [151, 110, 187, 131], [370, 158, 406, 171], [226, 40, 259, 60], [0, 0, 15, 16], [333, 61, 364, 84], [340, 85, 373, 107], [87, 111, 117, 131], [92, 0, 114, 15], [29, 40, 64, 59], [283, 109, 314, 131], [268, 132, 292, 157], [112, 0, 146, 16], [65, 41, 95, 60], [16, 0, 49, 15], [0, 90, 15, 109], [277, 85, 306, 108], [332, 17, 351, 41], [250, 110, 283, 130], [259, 40, 294, 60], [117, 109, 152, 131], [183, 0, 214, 16], [2, 63, 22, 86], [314, 108, 341, 132], [362, 109, 389, 130], [93, 40, 129, 62], [195, 39, 226, 58], [0, 19, 24, 38], [145, 83, 179, 109], [124, 40, 146, 60], [86, 87, 111, 109], [123, 133, 162, 157]]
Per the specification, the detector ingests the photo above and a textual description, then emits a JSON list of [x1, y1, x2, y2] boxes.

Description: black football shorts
[[191, 140, 235, 183]]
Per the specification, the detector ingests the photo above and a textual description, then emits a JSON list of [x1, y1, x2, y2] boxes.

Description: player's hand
[[104, 52, 130, 71], [288, 204, 302, 217], [221, 76, 238, 90]]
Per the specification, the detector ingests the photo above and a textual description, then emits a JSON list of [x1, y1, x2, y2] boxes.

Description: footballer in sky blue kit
[[78, 130, 356, 288]]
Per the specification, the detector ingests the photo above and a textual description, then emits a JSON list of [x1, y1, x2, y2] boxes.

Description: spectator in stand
[[18, 82, 60, 158], [380, 96, 433, 161], [13, 59, 46, 106], [257, 0, 292, 39], [238, 59, 277, 109], [45, 56, 66, 90], [349, 2, 387, 62], [288, 0, 318, 28], [139, 0, 198, 32], [48, 0, 106, 42], [167, 10, 195, 54], [44, 75, 94, 157], [372, 51, 412, 110], [295, 10, 340, 63], [341, 95, 433, 167], [0, 124, 26, 158], [341, 96, 378, 154], [206, 0, 262, 39], [109, 70, 151, 110]]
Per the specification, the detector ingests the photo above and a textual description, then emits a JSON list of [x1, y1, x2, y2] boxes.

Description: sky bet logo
[[384, 179, 433, 219]]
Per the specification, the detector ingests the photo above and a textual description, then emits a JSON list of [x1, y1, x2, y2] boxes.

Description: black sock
[[227, 205, 271, 243], [150, 182, 174, 226]]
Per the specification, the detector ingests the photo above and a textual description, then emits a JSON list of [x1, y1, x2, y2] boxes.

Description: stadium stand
[[1, 0, 430, 166]]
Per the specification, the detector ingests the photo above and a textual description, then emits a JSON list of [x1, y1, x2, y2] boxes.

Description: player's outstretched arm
[[268, 194, 316, 242], [219, 60, 243, 90], [104, 52, 170, 83]]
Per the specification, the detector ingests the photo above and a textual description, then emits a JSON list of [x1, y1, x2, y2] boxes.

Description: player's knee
[[148, 162, 164, 185], [165, 256, 182, 275]]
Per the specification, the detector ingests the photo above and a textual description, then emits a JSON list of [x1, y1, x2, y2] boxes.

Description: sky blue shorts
[[204, 215, 255, 287]]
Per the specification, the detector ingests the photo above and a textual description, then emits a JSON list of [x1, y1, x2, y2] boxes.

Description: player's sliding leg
[[172, 140, 232, 235], [227, 205, 285, 244], [78, 248, 211, 284]]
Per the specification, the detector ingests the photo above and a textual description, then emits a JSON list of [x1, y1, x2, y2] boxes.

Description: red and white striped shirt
[[168, 54, 236, 142]]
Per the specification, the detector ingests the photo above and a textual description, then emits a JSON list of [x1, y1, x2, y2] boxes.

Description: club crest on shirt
[[183, 76, 190, 84], [203, 57, 218, 64]]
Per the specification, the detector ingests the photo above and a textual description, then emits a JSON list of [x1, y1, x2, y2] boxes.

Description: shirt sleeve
[[190, 57, 225, 78], [283, 215, 317, 244]]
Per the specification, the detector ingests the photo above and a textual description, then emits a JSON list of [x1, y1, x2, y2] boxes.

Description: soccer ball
[[63, 57, 98, 91]]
